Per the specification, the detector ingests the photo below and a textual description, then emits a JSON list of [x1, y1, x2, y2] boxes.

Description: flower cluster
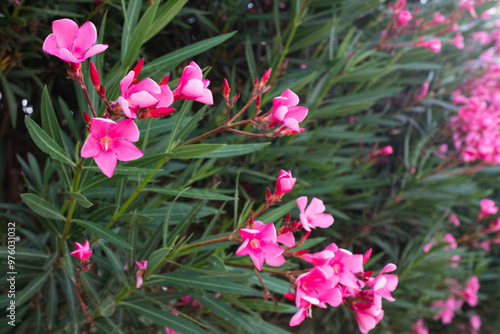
[[431, 276, 479, 324], [235, 170, 397, 333], [43, 19, 309, 178]]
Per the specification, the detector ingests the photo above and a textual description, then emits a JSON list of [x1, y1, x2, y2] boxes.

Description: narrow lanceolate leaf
[[145, 188, 235, 201], [146, 273, 263, 296], [146, 247, 172, 275], [71, 192, 93, 208], [21, 193, 65, 221], [40, 86, 64, 147], [145, 0, 189, 41], [122, 0, 159, 70], [73, 219, 132, 250], [25, 116, 75, 167], [142, 32, 237, 77], [170, 144, 226, 159], [46, 275, 57, 330], [120, 302, 206, 334], [199, 143, 271, 158], [83, 166, 163, 175], [16, 269, 51, 307]]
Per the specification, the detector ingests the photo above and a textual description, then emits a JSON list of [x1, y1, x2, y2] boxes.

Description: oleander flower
[[172, 61, 213, 105], [81, 118, 143, 178], [43, 19, 108, 64], [296, 196, 334, 232], [269, 89, 308, 133], [70, 240, 92, 261]]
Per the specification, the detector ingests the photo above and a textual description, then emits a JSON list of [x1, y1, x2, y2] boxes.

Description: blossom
[[70, 240, 92, 261], [134, 260, 147, 289], [450, 32, 465, 50], [415, 39, 442, 53], [172, 61, 213, 105], [480, 199, 498, 216], [269, 89, 308, 133], [296, 196, 334, 232], [463, 275, 479, 307], [274, 170, 296, 197], [416, 81, 430, 101], [235, 221, 285, 270], [81, 118, 143, 178], [117, 70, 161, 119], [43, 19, 108, 64], [412, 319, 428, 334], [352, 304, 384, 334], [329, 249, 364, 289], [397, 10, 412, 28], [470, 314, 481, 334], [449, 213, 460, 226], [365, 263, 398, 309], [432, 12, 447, 25]]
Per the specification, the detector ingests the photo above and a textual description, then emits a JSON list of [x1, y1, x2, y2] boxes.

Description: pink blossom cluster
[[235, 170, 397, 333], [431, 276, 479, 324], [43, 19, 309, 178]]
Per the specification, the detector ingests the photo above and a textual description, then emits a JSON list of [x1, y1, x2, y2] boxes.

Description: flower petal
[[195, 88, 214, 105], [73, 21, 97, 56], [42, 34, 60, 57], [94, 151, 118, 178], [114, 139, 144, 161], [81, 135, 102, 158], [108, 118, 140, 142], [52, 19, 78, 50], [82, 44, 109, 60], [281, 88, 300, 106], [58, 48, 80, 63], [90, 118, 115, 139], [181, 79, 204, 99], [130, 91, 159, 109]]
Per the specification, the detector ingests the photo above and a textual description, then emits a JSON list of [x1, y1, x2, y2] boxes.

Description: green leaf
[[0, 75, 17, 128], [83, 166, 163, 175], [170, 144, 226, 159], [199, 143, 271, 158], [46, 275, 57, 330], [71, 192, 93, 208], [24, 116, 75, 167], [146, 247, 172, 275], [122, 0, 159, 70], [21, 193, 65, 221], [145, 0, 189, 41], [121, 0, 142, 61], [146, 273, 263, 295], [258, 201, 296, 224], [40, 86, 64, 147], [101, 296, 116, 317], [99, 242, 129, 287], [16, 269, 51, 307], [145, 187, 234, 201], [120, 302, 205, 334], [142, 32, 237, 77], [73, 219, 132, 250]]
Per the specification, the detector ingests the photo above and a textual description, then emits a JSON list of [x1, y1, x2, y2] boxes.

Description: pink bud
[[89, 61, 99, 87], [256, 95, 261, 108], [397, 10, 412, 28], [83, 112, 91, 124], [222, 78, 230, 99], [99, 85, 106, 95], [261, 68, 272, 85], [133, 58, 145, 80], [284, 292, 295, 300], [265, 188, 271, 200], [160, 74, 169, 86], [380, 145, 393, 155], [363, 248, 372, 264]]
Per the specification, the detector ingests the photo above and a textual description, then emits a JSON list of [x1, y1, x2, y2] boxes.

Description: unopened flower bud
[[284, 292, 295, 301], [133, 58, 145, 80], [363, 248, 372, 264], [265, 188, 271, 200], [99, 85, 106, 95], [89, 61, 100, 87], [256, 95, 261, 108], [260, 68, 272, 86], [160, 74, 169, 86], [223, 78, 230, 100], [83, 112, 91, 124]]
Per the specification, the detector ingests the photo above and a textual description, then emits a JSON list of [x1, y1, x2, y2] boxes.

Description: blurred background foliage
[[1, 0, 500, 333]]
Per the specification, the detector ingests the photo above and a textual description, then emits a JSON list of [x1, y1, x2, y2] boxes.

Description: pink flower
[[329, 249, 364, 289], [472, 32, 490, 45], [352, 304, 384, 334], [172, 61, 213, 105], [449, 213, 460, 226], [43, 19, 108, 64], [117, 70, 161, 119], [416, 81, 430, 101], [366, 263, 398, 309], [415, 39, 442, 53], [432, 12, 447, 25], [412, 319, 428, 334], [470, 314, 481, 334], [296, 196, 334, 232], [480, 199, 498, 216], [274, 170, 296, 197], [397, 10, 412, 28], [423, 241, 434, 253], [432, 297, 460, 324], [295, 267, 342, 309], [269, 89, 308, 133], [81, 118, 143, 178], [236, 221, 285, 270], [463, 275, 479, 307], [134, 260, 147, 289], [302, 243, 338, 273], [450, 32, 465, 49], [70, 240, 92, 261]]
